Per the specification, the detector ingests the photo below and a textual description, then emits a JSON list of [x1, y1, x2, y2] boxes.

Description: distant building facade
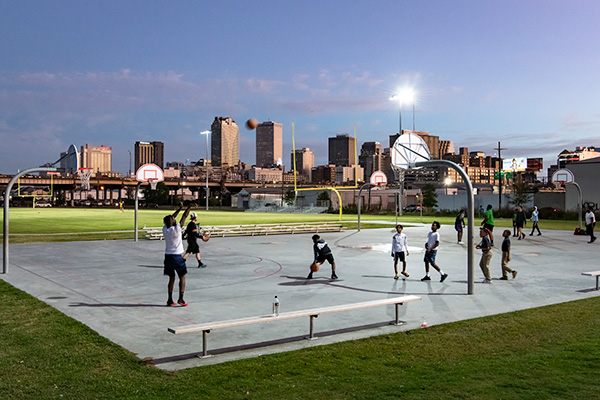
[[312, 165, 336, 184], [80, 144, 112, 174], [328, 134, 356, 166], [292, 147, 315, 182], [256, 121, 283, 167], [211, 117, 239, 167], [359, 141, 383, 180], [134, 141, 164, 171]]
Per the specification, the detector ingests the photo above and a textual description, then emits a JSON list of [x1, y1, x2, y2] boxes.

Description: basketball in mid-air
[[202, 234, 210, 242], [246, 118, 258, 130], [310, 262, 319, 272]]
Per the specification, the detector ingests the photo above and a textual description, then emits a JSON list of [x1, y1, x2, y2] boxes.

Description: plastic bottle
[[272, 296, 280, 316]]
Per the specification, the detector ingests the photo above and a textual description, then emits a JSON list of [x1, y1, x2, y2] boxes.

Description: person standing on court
[[482, 204, 495, 246], [163, 203, 193, 307], [454, 210, 466, 244], [391, 224, 409, 279], [476, 227, 493, 284], [421, 221, 448, 282], [530, 206, 542, 236], [183, 212, 207, 268], [500, 229, 517, 280], [515, 206, 527, 240], [308, 234, 338, 280], [585, 205, 596, 243]]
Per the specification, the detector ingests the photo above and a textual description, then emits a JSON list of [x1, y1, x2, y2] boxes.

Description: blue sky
[[1, 0, 599, 177]]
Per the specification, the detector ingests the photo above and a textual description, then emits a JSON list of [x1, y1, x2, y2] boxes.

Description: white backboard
[[391, 133, 431, 170]]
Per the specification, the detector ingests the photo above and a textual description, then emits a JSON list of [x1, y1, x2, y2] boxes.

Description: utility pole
[[495, 141, 507, 209]]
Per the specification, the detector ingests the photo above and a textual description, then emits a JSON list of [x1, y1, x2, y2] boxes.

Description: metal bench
[[581, 271, 600, 290], [168, 295, 421, 357]]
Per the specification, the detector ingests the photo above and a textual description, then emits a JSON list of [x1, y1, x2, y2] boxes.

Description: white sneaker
[[482, 279, 492, 284]]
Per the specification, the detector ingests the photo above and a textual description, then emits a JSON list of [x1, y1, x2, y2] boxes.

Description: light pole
[[390, 88, 415, 217], [200, 130, 210, 211], [127, 150, 132, 177]]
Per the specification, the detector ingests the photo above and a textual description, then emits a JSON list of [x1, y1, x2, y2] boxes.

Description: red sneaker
[[166, 301, 176, 307], [177, 300, 188, 307]]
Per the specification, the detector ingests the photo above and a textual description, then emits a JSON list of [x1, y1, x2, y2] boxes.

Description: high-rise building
[[328, 134, 356, 166], [80, 144, 112, 173], [134, 141, 164, 171], [359, 141, 383, 180], [211, 117, 239, 167], [291, 147, 315, 181], [256, 121, 283, 167]]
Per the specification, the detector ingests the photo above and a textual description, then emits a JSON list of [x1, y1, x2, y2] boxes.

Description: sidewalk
[[1, 224, 598, 370]]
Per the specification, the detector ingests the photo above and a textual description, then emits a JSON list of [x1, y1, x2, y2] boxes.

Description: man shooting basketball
[[163, 203, 193, 307]]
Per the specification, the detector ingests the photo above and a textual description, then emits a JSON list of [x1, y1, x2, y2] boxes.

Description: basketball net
[[77, 168, 94, 190], [553, 181, 564, 190], [148, 178, 158, 191]]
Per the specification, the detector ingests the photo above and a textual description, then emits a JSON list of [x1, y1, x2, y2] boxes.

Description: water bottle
[[272, 296, 280, 316]]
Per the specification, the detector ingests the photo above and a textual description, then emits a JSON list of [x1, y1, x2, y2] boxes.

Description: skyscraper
[[359, 141, 383, 180], [134, 141, 164, 171], [256, 121, 283, 167], [211, 117, 239, 167], [80, 144, 112, 173], [291, 147, 315, 181], [328, 134, 356, 166]]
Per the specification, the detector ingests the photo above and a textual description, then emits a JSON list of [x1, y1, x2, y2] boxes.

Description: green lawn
[[1, 279, 599, 399]]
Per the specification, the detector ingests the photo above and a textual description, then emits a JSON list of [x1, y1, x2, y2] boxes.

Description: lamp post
[[390, 88, 415, 217], [127, 150, 132, 177], [200, 130, 210, 211]]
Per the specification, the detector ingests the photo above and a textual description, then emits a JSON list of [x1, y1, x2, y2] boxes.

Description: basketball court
[[2, 224, 599, 370]]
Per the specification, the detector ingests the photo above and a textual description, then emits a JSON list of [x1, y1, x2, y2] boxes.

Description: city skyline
[[1, 1, 600, 176]]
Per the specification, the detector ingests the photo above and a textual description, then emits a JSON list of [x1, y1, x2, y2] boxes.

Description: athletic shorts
[[515, 222, 524, 229], [423, 250, 437, 264], [483, 223, 494, 232], [185, 241, 200, 254], [393, 251, 406, 263], [454, 223, 463, 232], [164, 254, 188, 277], [316, 254, 335, 265]]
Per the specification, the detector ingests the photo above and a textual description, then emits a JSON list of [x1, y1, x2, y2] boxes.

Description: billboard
[[527, 157, 543, 171], [502, 157, 527, 172]]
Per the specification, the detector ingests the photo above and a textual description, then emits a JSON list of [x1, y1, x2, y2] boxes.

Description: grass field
[[1, 279, 599, 399], [1, 208, 580, 243]]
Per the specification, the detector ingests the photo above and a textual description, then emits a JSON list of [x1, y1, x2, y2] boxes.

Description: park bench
[[581, 270, 600, 290], [144, 222, 344, 240], [168, 295, 421, 357]]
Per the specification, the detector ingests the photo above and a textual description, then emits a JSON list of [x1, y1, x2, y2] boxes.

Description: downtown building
[[211, 117, 239, 168], [359, 141, 383, 180], [329, 134, 357, 166], [291, 147, 315, 182], [80, 144, 112, 174], [134, 141, 164, 171], [256, 121, 283, 167]]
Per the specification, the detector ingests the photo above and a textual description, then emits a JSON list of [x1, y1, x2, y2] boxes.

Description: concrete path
[[2, 223, 599, 370]]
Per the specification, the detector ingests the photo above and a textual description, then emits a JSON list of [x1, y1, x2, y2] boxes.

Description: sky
[[1, 0, 600, 177]]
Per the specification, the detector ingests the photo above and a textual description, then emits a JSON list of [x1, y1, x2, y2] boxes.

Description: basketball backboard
[[136, 164, 164, 183], [551, 168, 575, 184], [370, 170, 388, 187], [391, 133, 431, 170]]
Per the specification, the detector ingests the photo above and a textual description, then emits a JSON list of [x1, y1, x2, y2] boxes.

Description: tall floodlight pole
[[201, 130, 210, 211], [127, 150, 132, 177], [496, 142, 507, 209]]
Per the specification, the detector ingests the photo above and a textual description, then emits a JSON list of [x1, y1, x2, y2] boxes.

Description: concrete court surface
[[2, 223, 599, 370]]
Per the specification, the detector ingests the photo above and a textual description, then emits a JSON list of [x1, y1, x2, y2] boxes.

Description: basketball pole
[[3, 167, 57, 274]]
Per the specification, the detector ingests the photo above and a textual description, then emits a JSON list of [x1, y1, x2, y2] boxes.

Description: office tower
[[80, 144, 112, 173], [256, 121, 283, 167], [291, 147, 315, 181], [359, 141, 383, 180], [134, 141, 164, 171], [328, 134, 356, 166], [211, 117, 239, 167]]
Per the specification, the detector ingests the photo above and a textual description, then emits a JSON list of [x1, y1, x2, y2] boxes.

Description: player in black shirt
[[308, 234, 338, 280], [183, 213, 207, 268]]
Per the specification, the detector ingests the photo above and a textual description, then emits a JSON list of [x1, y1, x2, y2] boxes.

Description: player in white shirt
[[163, 203, 193, 306], [391, 224, 410, 279], [421, 221, 448, 282]]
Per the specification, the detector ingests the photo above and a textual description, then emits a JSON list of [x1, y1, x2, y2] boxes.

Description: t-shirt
[[185, 221, 201, 244], [501, 237, 511, 252], [313, 239, 332, 259], [531, 210, 539, 222], [479, 236, 491, 251], [426, 231, 440, 250], [485, 209, 494, 226], [586, 211, 596, 225], [392, 232, 408, 253], [163, 223, 184, 255]]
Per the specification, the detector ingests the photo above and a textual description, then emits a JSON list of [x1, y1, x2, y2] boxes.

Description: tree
[[283, 190, 295, 206], [143, 182, 169, 205], [421, 183, 438, 209], [510, 182, 532, 207]]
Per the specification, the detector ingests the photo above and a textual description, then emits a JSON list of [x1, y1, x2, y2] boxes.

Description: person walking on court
[[515, 206, 527, 240], [482, 204, 495, 245], [183, 212, 208, 268], [530, 206, 542, 236], [421, 221, 448, 282], [391, 224, 409, 279], [476, 227, 493, 284], [585, 205, 596, 243], [307, 234, 338, 280], [500, 229, 517, 280], [163, 203, 193, 307], [455, 210, 466, 244]]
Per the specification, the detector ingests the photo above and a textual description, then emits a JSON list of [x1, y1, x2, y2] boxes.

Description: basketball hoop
[[148, 178, 158, 191], [77, 168, 94, 190]]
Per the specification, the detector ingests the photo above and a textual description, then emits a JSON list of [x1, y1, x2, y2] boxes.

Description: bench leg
[[196, 330, 213, 358], [307, 315, 319, 340], [392, 303, 406, 326], [596, 276, 599, 291]]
